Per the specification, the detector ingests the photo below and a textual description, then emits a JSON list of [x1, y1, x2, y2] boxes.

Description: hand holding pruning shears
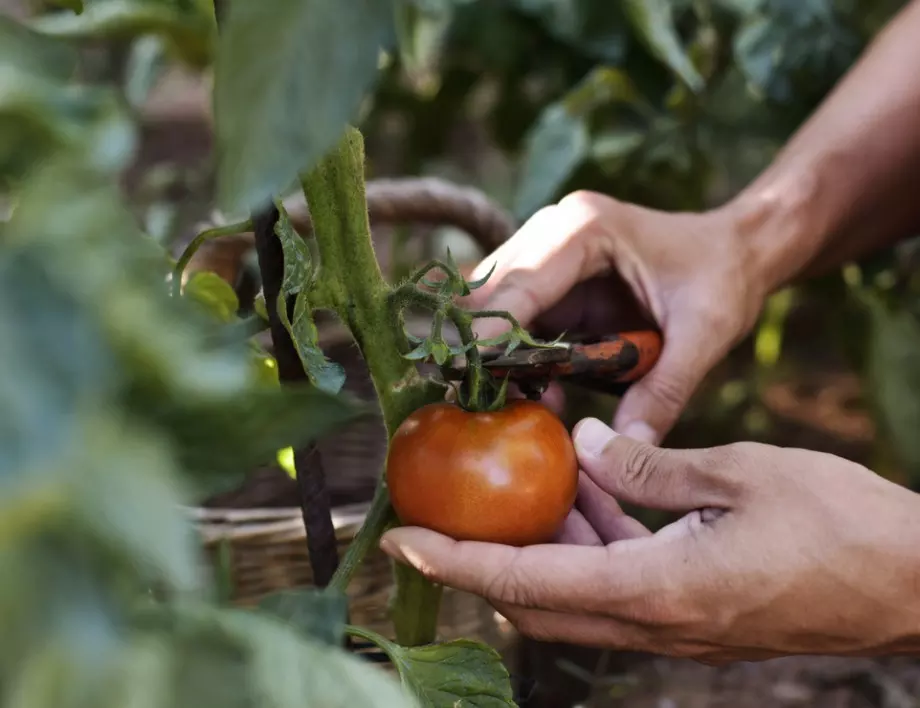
[[382, 188, 920, 663]]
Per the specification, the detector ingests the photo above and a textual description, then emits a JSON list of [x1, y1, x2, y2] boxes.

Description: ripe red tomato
[[386, 399, 578, 546]]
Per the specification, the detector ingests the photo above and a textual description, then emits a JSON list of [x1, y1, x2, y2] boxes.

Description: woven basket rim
[[188, 501, 371, 545]]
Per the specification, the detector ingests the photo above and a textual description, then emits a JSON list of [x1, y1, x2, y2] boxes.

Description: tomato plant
[[5, 0, 915, 707], [387, 400, 578, 546]]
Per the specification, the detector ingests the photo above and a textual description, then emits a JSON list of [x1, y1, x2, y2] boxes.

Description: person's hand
[[379, 420, 920, 663], [463, 191, 765, 443]]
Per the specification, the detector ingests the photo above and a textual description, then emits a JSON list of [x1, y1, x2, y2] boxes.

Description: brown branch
[[250, 207, 340, 588], [212, 0, 339, 591]]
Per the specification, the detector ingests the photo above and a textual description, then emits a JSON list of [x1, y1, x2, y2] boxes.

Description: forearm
[[726, 0, 920, 294]]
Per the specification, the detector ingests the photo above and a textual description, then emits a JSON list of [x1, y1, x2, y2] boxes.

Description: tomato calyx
[[389, 248, 566, 412], [451, 370, 510, 413]]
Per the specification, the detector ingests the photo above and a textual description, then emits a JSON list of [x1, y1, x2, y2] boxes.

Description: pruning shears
[[442, 330, 663, 399]]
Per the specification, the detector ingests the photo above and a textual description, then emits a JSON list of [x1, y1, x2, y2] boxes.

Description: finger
[[535, 382, 565, 416], [379, 526, 679, 616], [491, 603, 657, 652], [572, 419, 743, 511], [612, 320, 729, 444], [464, 206, 560, 307], [466, 206, 605, 340], [553, 508, 603, 546], [575, 471, 652, 544]]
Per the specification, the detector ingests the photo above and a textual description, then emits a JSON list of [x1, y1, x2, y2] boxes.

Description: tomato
[[386, 399, 578, 546]]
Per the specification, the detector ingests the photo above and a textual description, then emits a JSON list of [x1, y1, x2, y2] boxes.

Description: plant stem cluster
[[391, 255, 564, 412]]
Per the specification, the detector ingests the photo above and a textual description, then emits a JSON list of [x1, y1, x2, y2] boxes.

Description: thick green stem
[[300, 126, 443, 645], [301, 128, 438, 433], [390, 562, 444, 647], [328, 478, 395, 593]]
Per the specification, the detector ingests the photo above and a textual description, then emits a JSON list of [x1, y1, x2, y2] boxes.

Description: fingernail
[[573, 418, 618, 458], [379, 535, 407, 564], [621, 421, 658, 444]]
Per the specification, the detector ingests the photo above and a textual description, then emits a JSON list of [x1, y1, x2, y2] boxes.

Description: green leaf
[[136, 604, 418, 708], [513, 66, 644, 219], [214, 0, 394, 212], [563, 66, 643, 114], [131, 382, 371, 496], [29, 0, 216, 68], [466, 262, 496, 292], [274, 203, 314, 296], [622, 0, 704, 93], [71, 412, 200, 592], [863, 292, 920, 479], [48, 0, 86, 13], [430, 339, 450, 366], [352, 629, 516, 708], [7, 159, 259, 403], [1, 547, 127, 697], [258, 588, 348, 646], [731, 2, 860, 105], [249, 344, 280, 388], [512, 0, 628, 64], [393, 0, 454, 92], [0, 14, 78, 80], [0, 244, 115, 481], [253, 292, 269, 321], [513, 103, 588, 219], [733, 15, 788, 100], [277, 291, 348, 394], [124, 35, 169, 110], [0, 53, 137, 183], [590, 128, 645, 174], [403, 337, 434, 361], [183, 271, 241, 323]]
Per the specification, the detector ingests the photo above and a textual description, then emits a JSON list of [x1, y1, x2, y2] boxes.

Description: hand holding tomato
[[386, 400, 578, 547], [381, 419, 920, 663]]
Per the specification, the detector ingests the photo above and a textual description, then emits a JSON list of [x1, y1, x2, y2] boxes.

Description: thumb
[[572, 418, 742, 511], [613, 322, 727, 444]]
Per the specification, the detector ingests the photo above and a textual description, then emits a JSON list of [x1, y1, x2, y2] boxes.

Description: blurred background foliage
[[356, 0, 920, 492], [4, 0, 920, 705]]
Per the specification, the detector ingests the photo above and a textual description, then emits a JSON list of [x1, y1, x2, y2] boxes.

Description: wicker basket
[[192, 502, 516, 652]]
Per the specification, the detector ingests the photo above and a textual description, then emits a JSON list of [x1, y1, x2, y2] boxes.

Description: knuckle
[[696, 442, 753, 493], [619, 442, 667, 494], [492, 269, 544, 309], [409, 557, 446, 585], [627, 593, 686, 629], [558, 189, 603, 212], [692, 289, 750, 344], [483, 553, 541, 607], [646, 370, 691, 414]]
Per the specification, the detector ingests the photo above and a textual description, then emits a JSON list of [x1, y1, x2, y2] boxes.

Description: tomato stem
[[328, 480, 395, 593], [390, 561, 444, 647], [445, 305, 488, 410]]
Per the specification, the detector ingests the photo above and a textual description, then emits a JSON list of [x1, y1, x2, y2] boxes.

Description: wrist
[[718, 168, 836, 297]]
